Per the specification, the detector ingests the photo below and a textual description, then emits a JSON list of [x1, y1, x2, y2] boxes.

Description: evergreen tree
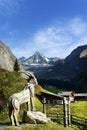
[[14, 59, 20, 72]]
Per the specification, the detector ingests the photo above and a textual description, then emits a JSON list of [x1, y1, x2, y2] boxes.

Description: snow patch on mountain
[[19, 51, 60, 66], [19, 51, 60, 73]]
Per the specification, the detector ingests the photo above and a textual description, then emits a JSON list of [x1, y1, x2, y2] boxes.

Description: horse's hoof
[[16, 123, 20, 127], [11, 123, 15, 126], [12, 124, 15, 126]]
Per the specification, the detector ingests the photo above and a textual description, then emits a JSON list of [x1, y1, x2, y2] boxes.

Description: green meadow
[[0, 68, 87, 130]]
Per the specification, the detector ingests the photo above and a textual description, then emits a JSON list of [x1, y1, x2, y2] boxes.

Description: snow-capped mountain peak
[[19, 51, 60, 73], [19, 51, 59, 65]]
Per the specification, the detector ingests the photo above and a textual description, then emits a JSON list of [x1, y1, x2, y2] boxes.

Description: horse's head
[[24, 82, 35, 90], [20, 71, 38, 85], [27, 76, 37, 85]]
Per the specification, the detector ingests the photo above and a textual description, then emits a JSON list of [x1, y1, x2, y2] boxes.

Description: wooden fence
[[47, 112, 63, 119], [71, 115, 87, 126], [47, 112, 87, 126], [47, 112, 64, 124]]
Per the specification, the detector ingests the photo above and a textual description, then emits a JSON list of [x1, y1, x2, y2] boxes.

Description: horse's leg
[[9, 109, 15, 126], [27, 98, 30, 111], [13, 109, 19, 126], [29, 84, 35, 111], [30, 96, 35, 111]]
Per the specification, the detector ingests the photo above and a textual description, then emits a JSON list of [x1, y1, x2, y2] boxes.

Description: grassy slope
[[3, 123, 82, 130], [71, 101, 87, 118], [0, 68, 87, 130], [0, 68, 43, 122]]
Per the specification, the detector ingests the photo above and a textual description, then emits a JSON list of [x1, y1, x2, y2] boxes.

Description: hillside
[[0, 41, 16, 71], [0, 41, 24, 71], [0, 68, 87, 130], [71, 67, 87, 92], [0, 67, 43, 123], [0, 68, 26, 111], [38, 44, 87, 81]]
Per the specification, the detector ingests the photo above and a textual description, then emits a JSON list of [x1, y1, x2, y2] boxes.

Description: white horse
[[7, 71, 38, 126]]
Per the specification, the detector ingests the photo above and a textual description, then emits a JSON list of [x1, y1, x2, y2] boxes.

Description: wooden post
[[63, 97, 68, 127], [85, 119, 87, 126], [43, 98, 46, 115], [68, 97, 71, 126]]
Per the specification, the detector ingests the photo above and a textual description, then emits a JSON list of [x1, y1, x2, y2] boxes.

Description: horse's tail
[[7, 96, 12, 108]]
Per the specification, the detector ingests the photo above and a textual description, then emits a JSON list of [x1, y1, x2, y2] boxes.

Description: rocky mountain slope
[[0, 41, 24, 72], [38, 44, 87, 81], [0, 41, 16, 71], [19, 51, 60, 74]]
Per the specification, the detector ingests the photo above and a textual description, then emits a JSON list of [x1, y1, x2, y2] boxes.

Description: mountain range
[[19, 51, 60, 74], [0, 40, 87, 84], [19, 45, 87, 81], [38, 44, 87, 81]]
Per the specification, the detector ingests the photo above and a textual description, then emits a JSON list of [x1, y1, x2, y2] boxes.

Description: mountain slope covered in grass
[[0, 68, 87, 130], [0, 67, 43, 123]]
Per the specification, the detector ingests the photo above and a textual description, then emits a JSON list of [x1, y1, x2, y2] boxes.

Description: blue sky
[[0, 0, 87, 58]]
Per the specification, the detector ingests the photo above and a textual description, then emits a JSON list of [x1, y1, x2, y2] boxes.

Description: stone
[[23, 111, 50, 124]]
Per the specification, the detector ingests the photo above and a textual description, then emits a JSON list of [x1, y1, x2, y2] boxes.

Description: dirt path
[[0, 123, 21, 130], [0, 123, 37, 130]]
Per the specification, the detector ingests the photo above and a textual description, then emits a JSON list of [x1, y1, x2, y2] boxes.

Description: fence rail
[[47, 112, 87, 126], [47, 112, 63, 118], [71, 115, 87, 126]]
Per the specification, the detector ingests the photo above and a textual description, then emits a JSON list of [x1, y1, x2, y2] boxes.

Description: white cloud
[[68, 18, 87, 37], [32, 26, 72, 50], [11, 17, 87, 59]]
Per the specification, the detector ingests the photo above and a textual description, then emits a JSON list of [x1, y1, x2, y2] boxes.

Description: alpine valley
[[37, 44, 87, 81], [0, 40, 87, 92], [19, 44, 87, 92], [19, 45, 87, 81]]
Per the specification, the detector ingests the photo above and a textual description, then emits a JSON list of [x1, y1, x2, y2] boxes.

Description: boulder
[[23, 111, 50, 124]]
